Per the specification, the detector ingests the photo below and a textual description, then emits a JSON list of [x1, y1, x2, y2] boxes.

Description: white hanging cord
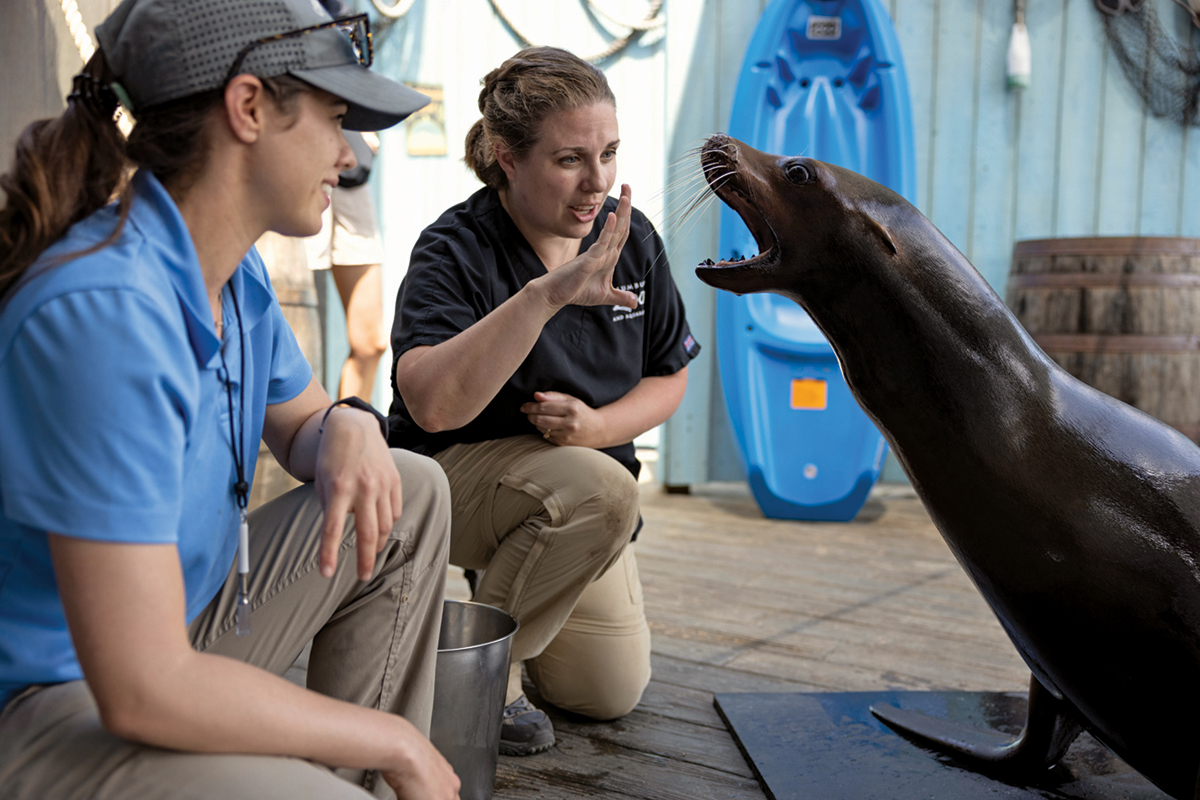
[[487, 0, 665, 63], [59, 0, 95, 62], [585, 0, 665, 32], [371, 0, 417, 19]]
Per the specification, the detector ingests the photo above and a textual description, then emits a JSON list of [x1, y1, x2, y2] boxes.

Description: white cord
[[371, 0, 417, 19], [585, 0, 665, 32], [488, 0, 665, 63], [59, 0, 95, 63]]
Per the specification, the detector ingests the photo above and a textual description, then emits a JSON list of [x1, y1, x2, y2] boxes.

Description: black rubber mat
[[713, 690, 1167, 800]]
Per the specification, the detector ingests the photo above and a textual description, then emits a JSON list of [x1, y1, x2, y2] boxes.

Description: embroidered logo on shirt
[[613, 281, 646, 322]]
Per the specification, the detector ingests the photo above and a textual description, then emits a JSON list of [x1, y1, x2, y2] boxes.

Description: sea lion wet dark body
[[695, 134, 1200, 799]]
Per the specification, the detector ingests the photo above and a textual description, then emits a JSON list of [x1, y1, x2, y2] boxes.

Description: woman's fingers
[[319, 469, 401, 581], [615, 289, 639, 308], [376, 494, 394, 554], [355, 500, 381, 581], [390, 476, 405, 533], [589, 186, 631, 264], [592, 206, 620, 258], [319, 490, 352, 578], [602, 185, 632, 258], [614, 184, 632, 247]]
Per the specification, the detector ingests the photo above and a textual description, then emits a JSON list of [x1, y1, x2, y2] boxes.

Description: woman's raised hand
[[537, 184, 639, 311]]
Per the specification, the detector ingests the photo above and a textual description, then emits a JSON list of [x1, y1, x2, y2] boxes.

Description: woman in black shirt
[[389, 46, 699, 756]]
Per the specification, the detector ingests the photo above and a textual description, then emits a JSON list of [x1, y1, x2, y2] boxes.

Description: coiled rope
[[487, 0, 665, 63]]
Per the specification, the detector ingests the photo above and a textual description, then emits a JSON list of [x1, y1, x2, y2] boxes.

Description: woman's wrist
[[319, 396, 388, 440], [521, 275, 565, 317], [377, 714, 426, 781]]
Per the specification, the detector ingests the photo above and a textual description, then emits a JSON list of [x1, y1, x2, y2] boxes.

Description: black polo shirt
[[388, 186, 700, 476]]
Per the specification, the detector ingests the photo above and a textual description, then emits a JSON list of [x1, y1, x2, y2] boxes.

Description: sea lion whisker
[[670, 187, 720, 231], [651, 172, 714, 207], [661, 192, 718, 248], [637, 238, 674, 280], [671, 140, 710, 162], [667, 153, 707, 175], [667, 174, 720, 216], [661, 166, 719, 197], [664, 146, 712, 183], [637, 196, 714, 281], [662, 169, 712, 192], [703, 165, 740, 187], [659, 193, 712, 223], [674, 201, 726, 262]]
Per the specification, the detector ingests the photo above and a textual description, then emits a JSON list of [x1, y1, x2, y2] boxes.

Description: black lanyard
[[218, 280, 251, 635]]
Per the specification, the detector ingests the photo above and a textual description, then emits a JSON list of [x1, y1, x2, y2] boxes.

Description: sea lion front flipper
[[869, 674, 1084, 780]]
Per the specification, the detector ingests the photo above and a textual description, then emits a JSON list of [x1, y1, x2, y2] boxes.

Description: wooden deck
[[286, 471, 1032, 797], [481, 477, 1031, 800]]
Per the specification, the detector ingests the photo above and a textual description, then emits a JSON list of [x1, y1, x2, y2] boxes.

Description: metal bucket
[[430, 599, 518, 800]]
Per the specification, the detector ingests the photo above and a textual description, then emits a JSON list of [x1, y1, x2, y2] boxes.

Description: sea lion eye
[[784, 161, 813, 185]]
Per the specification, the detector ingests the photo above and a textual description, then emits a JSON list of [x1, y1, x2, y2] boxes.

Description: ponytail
[[463, 118, 506, 189], [0, 51, 129, 299]]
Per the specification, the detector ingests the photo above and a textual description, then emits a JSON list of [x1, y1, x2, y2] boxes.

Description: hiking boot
[[499, 694, 555, 756]]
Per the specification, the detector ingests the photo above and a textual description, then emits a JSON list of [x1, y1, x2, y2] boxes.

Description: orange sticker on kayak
[[790, 378, 827, 410]]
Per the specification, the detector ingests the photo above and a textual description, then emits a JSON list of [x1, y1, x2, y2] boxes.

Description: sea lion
[[694, 133, 1200, 799]]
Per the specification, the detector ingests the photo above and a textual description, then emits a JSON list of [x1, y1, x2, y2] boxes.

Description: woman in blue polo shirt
[[0, 1, 457, 799], [389, 47, 700, 756]]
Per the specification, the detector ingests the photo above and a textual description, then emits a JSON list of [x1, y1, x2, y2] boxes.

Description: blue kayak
[[717, 0, 916, 521]]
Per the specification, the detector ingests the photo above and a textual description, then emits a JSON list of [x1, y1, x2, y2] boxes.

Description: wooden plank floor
[[485, 478, 1031, 800], [288, 474, 1031, 798]]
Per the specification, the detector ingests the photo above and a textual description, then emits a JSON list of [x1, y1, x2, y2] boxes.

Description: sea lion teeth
[[694, 132, 1200, 800]]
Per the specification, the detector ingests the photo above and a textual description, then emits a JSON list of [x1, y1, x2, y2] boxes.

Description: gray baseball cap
[[95, 0, 429, 131]]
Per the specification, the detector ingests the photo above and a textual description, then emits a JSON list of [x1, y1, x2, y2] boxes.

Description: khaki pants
[[0, 450, 450, 800], [433, 436, 651, 720]]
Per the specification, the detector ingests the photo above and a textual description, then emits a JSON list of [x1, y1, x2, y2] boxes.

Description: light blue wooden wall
[[660, 0, 1200, 485]]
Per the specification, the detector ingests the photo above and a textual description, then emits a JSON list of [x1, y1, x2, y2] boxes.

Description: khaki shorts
[[305, 183, 384, 270]]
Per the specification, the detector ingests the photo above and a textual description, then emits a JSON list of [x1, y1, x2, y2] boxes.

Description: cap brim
[[293, 64, 430, 131]]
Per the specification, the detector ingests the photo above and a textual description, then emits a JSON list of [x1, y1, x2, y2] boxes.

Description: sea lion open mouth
[[698, 134, 779, 276]]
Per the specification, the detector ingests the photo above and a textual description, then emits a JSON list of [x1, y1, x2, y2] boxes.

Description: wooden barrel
[[248, 232, 323, 510], [1007, 237, 1200, 442]]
